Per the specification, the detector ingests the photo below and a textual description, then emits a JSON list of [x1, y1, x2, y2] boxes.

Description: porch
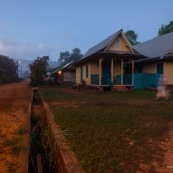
[[91, 73, 160, 90], [90, 73, 133, 91]]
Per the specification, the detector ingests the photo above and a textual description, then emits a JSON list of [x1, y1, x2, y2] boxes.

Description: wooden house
[[133, 32, 173, 86], [74, 29, 143, 90], [58, 61, 76, 83]]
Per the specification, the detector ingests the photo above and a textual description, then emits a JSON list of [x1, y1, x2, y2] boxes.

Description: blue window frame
[[80, 66, 83, 83], [157, 63, 163, 74]]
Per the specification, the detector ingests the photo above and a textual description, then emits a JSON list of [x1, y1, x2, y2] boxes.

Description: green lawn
[[41, 88, 173, 173]]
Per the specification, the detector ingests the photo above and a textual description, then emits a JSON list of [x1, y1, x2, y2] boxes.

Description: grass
[[29, 90, 57, 172], [0, 124, 27, 173], [41, 88, 173, 173], [14, 125, 28, 135], [4, 137, 22, 156]]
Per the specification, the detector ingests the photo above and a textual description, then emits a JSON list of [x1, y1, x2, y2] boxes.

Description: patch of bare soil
[[49, 100, 87, 109], [137, 122, 173, 173], [154, 122, 173, 173], [0, 82, 32, 173], [41, 87, 86, 95]]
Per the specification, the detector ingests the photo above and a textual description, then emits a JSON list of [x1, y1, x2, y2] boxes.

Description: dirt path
[[155, 122, 173, 173], [0, 82, 32, 173]]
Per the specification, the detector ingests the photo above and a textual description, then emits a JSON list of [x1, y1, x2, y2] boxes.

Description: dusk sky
[[0, 0, 172, 61]]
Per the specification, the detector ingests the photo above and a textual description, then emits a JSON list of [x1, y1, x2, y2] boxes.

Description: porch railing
[[91, 74, 112, 86], [91, 73, 160, 89], [116, 73, 160, 89], [91, 74, 99, 85]]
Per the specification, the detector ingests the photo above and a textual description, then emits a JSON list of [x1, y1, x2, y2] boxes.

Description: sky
[[0, 0, 172, 61]]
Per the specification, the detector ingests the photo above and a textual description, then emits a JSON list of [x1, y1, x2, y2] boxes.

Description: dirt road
[[0, 82, 32, 173]]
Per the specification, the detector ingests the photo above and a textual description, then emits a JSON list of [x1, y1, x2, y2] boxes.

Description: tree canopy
[[58, 48, 83, 67], [29, 56, 49, 86], [158, 20, 173, 36], [125, 30, 140, 45], [0, 55, 18, 83]]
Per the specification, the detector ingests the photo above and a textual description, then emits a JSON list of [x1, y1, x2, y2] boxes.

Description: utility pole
[[16, 61, 19, 78], [21, 66, 22, 79], [16, 60, 20, 81]]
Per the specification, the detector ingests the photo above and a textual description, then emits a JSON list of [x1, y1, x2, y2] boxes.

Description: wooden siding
[[76, 67, 81, 83], [113, 62, 121, 76], [107, 36, 131, 52], [76, 61, 121, 85], [76, 64, 91, 84], [63, 72, 75, 83], [91, 62, 99, 74], [82, 64, 90, 84], [142, 63, 157, 73], [164, 62, 173, 84]]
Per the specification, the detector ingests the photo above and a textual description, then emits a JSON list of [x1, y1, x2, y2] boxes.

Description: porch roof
[[75, 51, 144, 65], [98, 51, 144, 59]]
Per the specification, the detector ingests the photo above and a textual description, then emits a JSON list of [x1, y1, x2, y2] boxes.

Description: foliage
[[58, 51, 70, 64], [0, 55, 18, 83], [29, 56, 49, 87], [158, 20, 173, 36], [125, 30, 140, 45], [41, 88, 173, 173], [23, 71, 30, 79], [58, 48, 83, 68]]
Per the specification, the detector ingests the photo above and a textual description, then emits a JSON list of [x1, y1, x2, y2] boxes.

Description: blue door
[[102, 64, 112, 86]]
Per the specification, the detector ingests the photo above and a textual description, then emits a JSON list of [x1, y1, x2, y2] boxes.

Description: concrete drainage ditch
[[18, 88, 83, 173], [28, 89, 56, 173]]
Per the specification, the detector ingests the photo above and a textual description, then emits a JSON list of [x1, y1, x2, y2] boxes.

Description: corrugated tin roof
[[133, 32, 173, 59], [61, 60, 74, 70], [82, 29, 122, 59], [60, 60, 75, 71]]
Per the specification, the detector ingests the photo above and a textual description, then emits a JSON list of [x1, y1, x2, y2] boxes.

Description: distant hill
[[48, 61, 59, 68], [14, 59, 59, 77]]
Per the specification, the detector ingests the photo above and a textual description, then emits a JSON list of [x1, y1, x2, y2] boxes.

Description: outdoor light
[[58, 70, 62, 75]]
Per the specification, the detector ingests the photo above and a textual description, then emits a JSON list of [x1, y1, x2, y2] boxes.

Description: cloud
[[0, 38, 55, 60]]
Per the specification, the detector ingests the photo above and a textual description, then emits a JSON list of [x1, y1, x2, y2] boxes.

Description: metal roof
[[133, 32, 173, 59], [82, 29, 122, 59], [60, 60, 75, 71], [74, 29, 143, 66]]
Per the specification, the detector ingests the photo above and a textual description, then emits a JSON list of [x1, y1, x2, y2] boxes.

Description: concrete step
[[113, 86, 129, 92]]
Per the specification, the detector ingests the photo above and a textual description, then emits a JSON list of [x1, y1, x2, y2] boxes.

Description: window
[[86, 64, 88, 78], [157, 63, 163, 74], [80, 66, 83, 82]]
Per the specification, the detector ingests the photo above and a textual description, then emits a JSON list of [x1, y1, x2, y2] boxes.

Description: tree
[[69, 48, 83, 62], [23, 71, 30, 79], [158, 20, 173, 36], [0, 55, 18, 83], [125, 30, 140, 45], [29, 56, 49, 86], [72, 48, 81, 54], [58, 51, 70, 64], [58, 48, 83, 67]]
